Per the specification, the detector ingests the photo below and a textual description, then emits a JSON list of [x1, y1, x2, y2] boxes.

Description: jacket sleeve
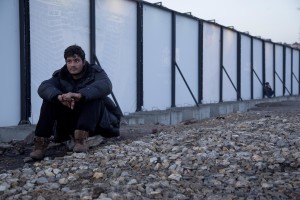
[[78, 68, 112, 101], [38, 77, 62, 102]]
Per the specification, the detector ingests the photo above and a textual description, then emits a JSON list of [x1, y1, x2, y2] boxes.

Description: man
[[264, 82, 275, 98], [30, 45, 120, 160]]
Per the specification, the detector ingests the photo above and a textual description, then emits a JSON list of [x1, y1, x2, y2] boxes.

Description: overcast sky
[[144, 0, 300, 44]]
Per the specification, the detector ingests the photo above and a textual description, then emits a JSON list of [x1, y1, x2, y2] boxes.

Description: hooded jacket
[[38, 61, 112, 102]]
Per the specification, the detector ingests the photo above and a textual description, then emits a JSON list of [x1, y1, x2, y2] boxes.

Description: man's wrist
[[77, 93, 85, 101]]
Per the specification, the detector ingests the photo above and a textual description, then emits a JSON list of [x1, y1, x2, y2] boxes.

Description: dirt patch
[[0, 124, 165, 173], [249, 100, 300, 112]]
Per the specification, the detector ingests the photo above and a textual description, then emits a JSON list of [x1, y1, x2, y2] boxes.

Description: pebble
[[0, 112, 300, 199]]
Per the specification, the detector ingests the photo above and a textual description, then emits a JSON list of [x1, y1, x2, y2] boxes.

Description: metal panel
[[240, 35, 251, 100], [275, 45, 284, 96], [30, 0, 90, 124], [285, 48, 292, 96], [0, 0, 20, 126], [222, 29, 237, 102], [96, 0, 137, 114], [202, 22, 220, 104], [253, 39, 263, 99], [292, 50, 300, 95], [265, 42, 274, 92], [143, 5, 172, 111], [175, 15, 198, 107]]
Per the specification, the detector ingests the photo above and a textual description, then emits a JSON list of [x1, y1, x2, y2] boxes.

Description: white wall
[[292, 50, 300, 95], [2, 1, 300, 127], [253, 39, 263, 99], [143, 5, 172, 111], [275, 45, 284, 96], [30, 0, 90, 124], [0, 0, 20, 126], [285, 48, 292, 96], [95, 0, 137, 114], [202, 22, 220, 103], [175, 15, 199, 107], [222, 29, 237, 102], [265, 42, 274, 89], [240, 35, 251, 100]]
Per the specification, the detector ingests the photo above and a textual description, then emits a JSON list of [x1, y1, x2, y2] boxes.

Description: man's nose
[[70, 60, 77, 65]]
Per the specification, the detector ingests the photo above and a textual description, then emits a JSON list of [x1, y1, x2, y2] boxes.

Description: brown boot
[[30, 137, 49, 160], [73, 130, 89, 153]]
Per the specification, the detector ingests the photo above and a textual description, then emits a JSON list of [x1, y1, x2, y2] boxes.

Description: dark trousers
[[265, 89, 274, 98], [35, 99, 103, 141]]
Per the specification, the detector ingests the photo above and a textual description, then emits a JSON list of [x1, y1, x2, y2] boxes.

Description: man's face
[[66, 54, 84, 76]]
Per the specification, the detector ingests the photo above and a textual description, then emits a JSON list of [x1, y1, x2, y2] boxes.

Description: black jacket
[[38, 62, 112, 102]]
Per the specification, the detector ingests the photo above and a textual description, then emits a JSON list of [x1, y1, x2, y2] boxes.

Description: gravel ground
[[0, 101, 300, 199]]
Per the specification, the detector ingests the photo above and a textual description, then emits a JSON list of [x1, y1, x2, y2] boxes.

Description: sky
[[144, 0, 300, 44]]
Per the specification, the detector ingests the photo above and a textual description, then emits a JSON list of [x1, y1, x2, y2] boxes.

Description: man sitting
[[30, 45, 121, 160], [264, 82, 274, 98]]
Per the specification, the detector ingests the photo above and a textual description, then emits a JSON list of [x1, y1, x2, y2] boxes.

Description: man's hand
[[58, 92, 82, 109]]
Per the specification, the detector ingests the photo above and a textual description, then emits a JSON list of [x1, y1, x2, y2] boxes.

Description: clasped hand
[[58, 92, 82, 109]]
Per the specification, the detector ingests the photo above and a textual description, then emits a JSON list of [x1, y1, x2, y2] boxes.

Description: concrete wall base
[[124, 96, 300, 125], [1, 96, 299, 142]]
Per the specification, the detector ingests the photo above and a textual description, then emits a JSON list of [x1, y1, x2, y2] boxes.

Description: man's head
[[64, 45, 86, 79], [64, 45, 85, 61]]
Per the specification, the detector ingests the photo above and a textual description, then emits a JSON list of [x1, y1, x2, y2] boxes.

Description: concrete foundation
[[124, 96, 300, 125], [0, 95, 299, 142]]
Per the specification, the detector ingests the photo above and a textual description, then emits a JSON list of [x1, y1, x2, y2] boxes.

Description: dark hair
[[64, 45, 85, 61]]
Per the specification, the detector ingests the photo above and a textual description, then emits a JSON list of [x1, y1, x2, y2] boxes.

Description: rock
[[1, 111, 300, 199], [59, 178, 68, 185], [168, 174, 182, 181], [252, 154, 264, 161], [93, 172, 104, 179]]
